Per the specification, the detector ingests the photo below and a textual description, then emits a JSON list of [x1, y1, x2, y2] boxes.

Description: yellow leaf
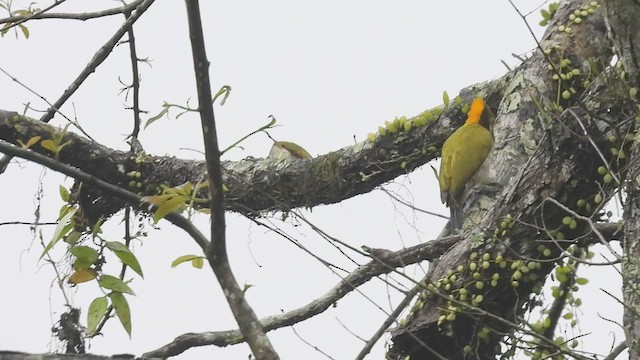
[[69, 268, 96, 284], [192, 257, 204, 269], [153, 196, 187, 223], [141, 195, 166, 206], [18, 135, 41, 148], [171, 254, 202, 268], [40, 139, 58, 153]]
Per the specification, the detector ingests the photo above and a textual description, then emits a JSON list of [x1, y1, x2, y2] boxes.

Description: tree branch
[[0, 0, 155, 173], [0, 141, 209, 250], [0, 0, 146, 24], [183, 1, 279, 359], [606, 0, 640, 358], [0, 75, 506, 221], [389, 0, 618, 357], [143, 234, 458, 358]]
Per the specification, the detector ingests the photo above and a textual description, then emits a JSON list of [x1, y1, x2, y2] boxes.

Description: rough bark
[[606, 0, 640, 358], [0, 78, 506, 224], [0, 352, 155, 360], [389, 0, 622, 358], [0, 0, 635, 358]]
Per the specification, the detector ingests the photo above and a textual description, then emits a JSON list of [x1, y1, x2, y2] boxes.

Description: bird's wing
[[445, 126, 493, 198]]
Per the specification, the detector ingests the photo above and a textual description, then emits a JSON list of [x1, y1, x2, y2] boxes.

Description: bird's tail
[[449, 204, 463, 232], [448, 192, 465, 232]]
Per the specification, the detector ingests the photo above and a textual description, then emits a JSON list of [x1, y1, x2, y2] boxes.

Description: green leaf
[[267, 115, 277, 127], [13, 9, 32, 16], [40, 207, 77, 259], [171, 254, 202, 268], [40, 139, 58, 154], [105, 240, 130, 253], [575, 277, 589, 285], [98, 274, 135, 295], [442, 91, 450, 106], [17, 135, 41, 149], [86, 296, 108, 336], [540, 8, 551, 20], [64, 230, 81, 245], [58, 204, 74, 218], [212, 85, 231, 105], [192, 257, 204, 269], [59, 185, 70, 202], [70, 245, 98, 259], [71, 246, 99, 270], [152, 196, 186, 223], [429, 164, 439, 180], [109, 292, 132, 337], [242, 283, 254, 295], [143, 103, 169, 129], [106, 241, 143, 278], [56, 140, 72, 155], [91, 218, 105, 236], [18, 24, 29, 39]]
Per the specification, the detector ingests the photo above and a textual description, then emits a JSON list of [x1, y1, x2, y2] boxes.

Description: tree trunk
[[389, 0, 625, 358], [606, 0, 640, 358]]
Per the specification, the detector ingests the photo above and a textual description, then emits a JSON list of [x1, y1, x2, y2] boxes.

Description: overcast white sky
[[0, 1, 625, 359]]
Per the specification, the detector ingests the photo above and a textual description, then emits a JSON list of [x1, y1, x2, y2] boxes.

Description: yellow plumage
[[439, 98, 494, 230]]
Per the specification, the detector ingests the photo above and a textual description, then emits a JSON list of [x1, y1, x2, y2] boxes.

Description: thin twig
[[0, 141, 209, 250], [380, 187, 448, 220], [142, 235, 457, 358], [0, 66, 93, 140], [545, 197, 621, 260], [0, 0, 144, 24], [0, 0, 66, 31], [355, 279, 420, 360], [124, 8, 142, 140], [602, 342, 628, 360], [568, 108, 621, 184], [291, 325, 336, 360], [38, 0, 155, 124], [183, 1, 279, 359], [0, 221, 56, 226], [0, 0, 156, 173]]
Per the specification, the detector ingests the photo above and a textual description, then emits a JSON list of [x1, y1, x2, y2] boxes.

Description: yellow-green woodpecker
[[439, 98, 495, 231], [268, 140, 312, 160]]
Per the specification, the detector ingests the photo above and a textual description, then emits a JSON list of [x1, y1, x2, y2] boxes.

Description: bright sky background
[[0, 1, 625, 359]]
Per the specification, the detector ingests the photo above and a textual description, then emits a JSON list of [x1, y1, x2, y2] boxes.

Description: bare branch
[[143, 235, 457, 358], [183, 0, 279, 359], [0, 141, 209, 250], [123, 7, 142, 141], [0, 0, 67, 31], [37, 0, 155, 124], [0, 221, 56, 226], [0, 74, 505, 218], [602, 342, 628, 360], [0, 0, 145, 24], [0, 0, 156, 173]]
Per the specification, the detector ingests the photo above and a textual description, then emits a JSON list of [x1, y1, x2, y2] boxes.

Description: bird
[[268, 140, 313, 160], [264, 116, 313, 160], [439, 98, 495, 231]]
